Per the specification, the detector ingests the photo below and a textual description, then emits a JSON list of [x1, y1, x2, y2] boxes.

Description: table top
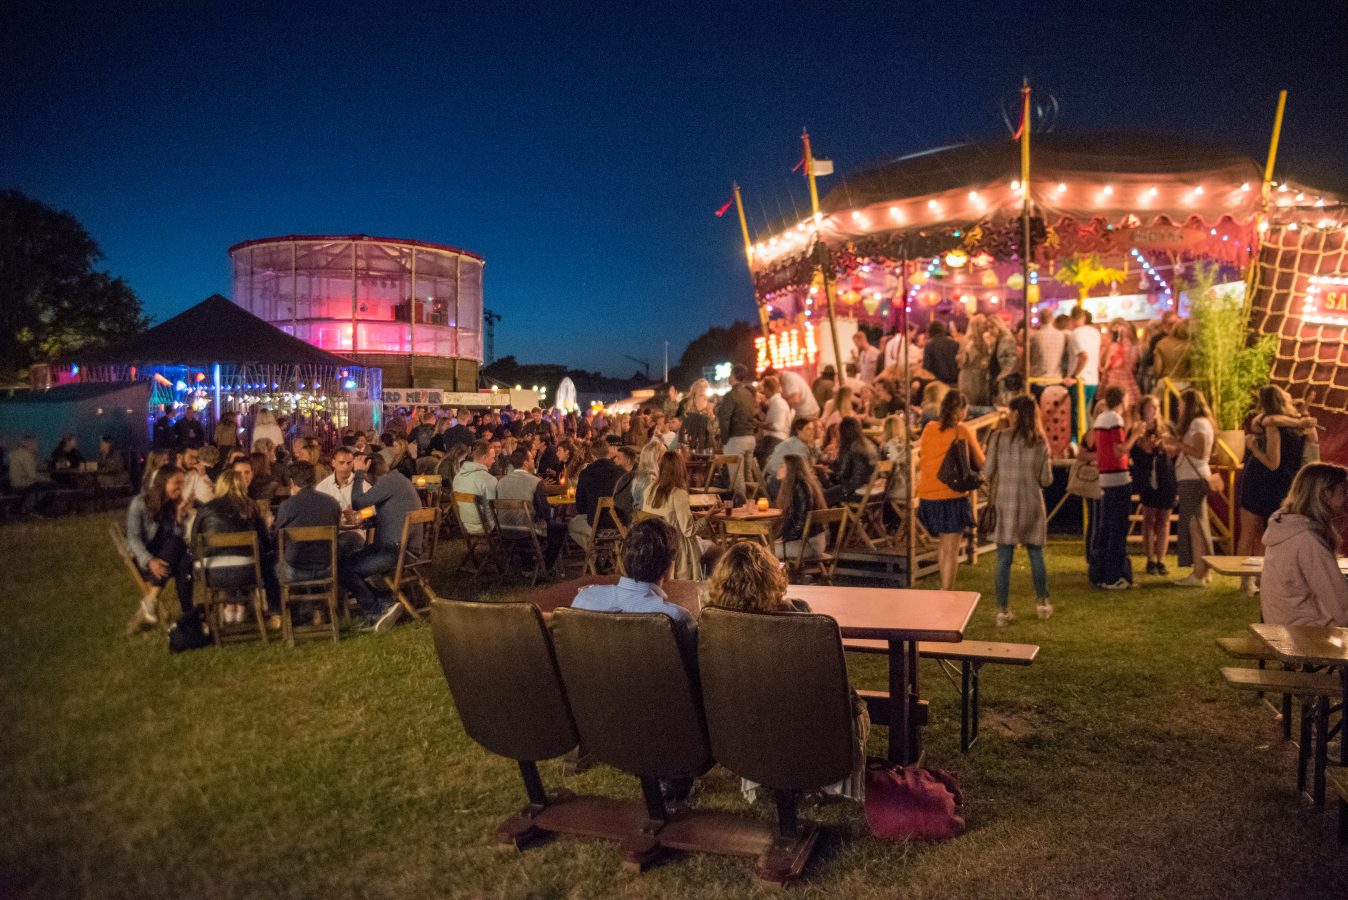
[[715, 507, 781, 521], [1250, 623, 1348, 668], [1204, 555, 1348, 577], [529, 575, 704, 619], [546, 492, 577, 506], [688, 493, 720, 509], [784, 584, 979, 644]]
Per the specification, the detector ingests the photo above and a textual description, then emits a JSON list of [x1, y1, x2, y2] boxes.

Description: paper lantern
[[918, 288, 942, 307], [1007, 272, 1025, 291], [980, 270, 1000, 288], [862, 295, 882, 315], [960, 293, 978, 314], [1027, 283, 1040, 303], [909, 271, 928, 287], [842, 290, 861, 306], [972, 251, 995, 268], [945, 249, 969, 268]]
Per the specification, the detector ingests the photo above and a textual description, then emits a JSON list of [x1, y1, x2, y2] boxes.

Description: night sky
[[4, 1, 1345, 377]]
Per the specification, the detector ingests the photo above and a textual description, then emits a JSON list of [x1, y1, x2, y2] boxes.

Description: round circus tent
[[745, 133, 1337, 373]]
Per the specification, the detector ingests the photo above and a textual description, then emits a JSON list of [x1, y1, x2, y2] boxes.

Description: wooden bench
[[845, 639, 1040, 753], [1327, 767, 1348, 844], [1219, 667, 1339, 697], [1221, 667, 1339, 807], [1216, 635, 1289, 736]]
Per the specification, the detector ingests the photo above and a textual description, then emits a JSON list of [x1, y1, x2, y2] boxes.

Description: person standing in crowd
[[984, 395, 1054, 624], [851, 331, 881, 383], [250, 408, 284, 451], [1099, 319, 1141, 409], [1029, 314, 1069, 396], [922, 321, 961, 388], [1259, 462, 1348, 626], [717, 364, 758, 501], [957, 315, 992, 407], [152, 405, 176, 451], [1066, 307, 1102, 431], [1129, 395, 1178, 575], [451, 439, 498, 537], [1087, 386, 1135, 590], [567, 434, 624, 553], [985, 316, 1018, 404], [272, 459, 343, 626], [173, 406, 206, 450], [1151, 318, 1192, 385], [213, 412, 240, 454], [770, 366, 820, 421], [811, 365, 837, 411], [125, 464, 193, 625], [677, 378, 715, 451], [774, 453, 828, 563], [758, 375, 792, 468], [1141, 310, 1179, 394], [346, 453, 422, 632], [194, 469, 281, 629], [408, 412, 437, 458], [1237, 386, 1316, 594], [1169, 388, 1216, 586], [917, 390, 984, 590]]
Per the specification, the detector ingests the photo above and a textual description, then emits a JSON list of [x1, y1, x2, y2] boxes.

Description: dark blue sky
[[4, 1, 1345, 376]]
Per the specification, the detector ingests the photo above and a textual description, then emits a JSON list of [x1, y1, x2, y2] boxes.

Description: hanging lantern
[[862, 294, 882, 316], [1027, 283, 1040, 303], [909, 270, 929, 287], [945, 249, 969, 268], [842, 290, 861, 306], [1007, 272, 1025, 291], [918, 288, 942, 307], [960, 293, 978, 314], [850, 274, 865, 291], [980, 269, 1000, 289], [972, 251, 995, 268]]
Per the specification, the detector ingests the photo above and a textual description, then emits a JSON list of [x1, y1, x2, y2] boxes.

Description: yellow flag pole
[[1019, 78, 1033, 400], [1245, 90, 1288, 316], [1261, 90, 1288, 203], [803, 128, 845, 386], [733, 182, 770, 339]]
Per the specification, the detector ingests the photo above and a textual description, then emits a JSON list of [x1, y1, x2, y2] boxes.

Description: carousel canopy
[[71, 294, 358, 368]]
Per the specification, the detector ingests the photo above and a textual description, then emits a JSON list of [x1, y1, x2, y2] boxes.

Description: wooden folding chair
[[109, 520, 171, 632], [783, 507, 847, 585], [742, 453, 769, 500], [583, 497, 627, 575], [383, 507, 441, 620], [490, 498, 549, 586], [705, 454, 742, 498], [277, 525, 340, 646], [451, 490, 498, 575], [841, 459, 895, 551], [194, 531, 268, 646]]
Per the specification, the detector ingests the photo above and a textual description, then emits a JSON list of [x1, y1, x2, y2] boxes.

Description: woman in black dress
[[1238, 386, 1315, 592], [1129, 396, 1177, 575]]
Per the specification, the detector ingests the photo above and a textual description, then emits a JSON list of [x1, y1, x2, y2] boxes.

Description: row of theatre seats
[[431, 598, 859, 884]]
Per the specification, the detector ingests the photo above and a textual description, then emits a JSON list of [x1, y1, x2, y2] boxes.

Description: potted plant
[[1185, 262, 1278, 461]]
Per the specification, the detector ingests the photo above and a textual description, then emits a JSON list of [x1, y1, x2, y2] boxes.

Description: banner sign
[[382, 389, 509, 408], [1302, 276, 1348, 328]]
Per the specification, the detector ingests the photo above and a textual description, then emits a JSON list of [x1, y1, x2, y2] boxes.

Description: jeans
[[1088, 484, 1134, 586], [723, 435, 756, 502], [995, 544, 1047, 610], [144, 531, 194, 615], [339, 545, 399, 616]]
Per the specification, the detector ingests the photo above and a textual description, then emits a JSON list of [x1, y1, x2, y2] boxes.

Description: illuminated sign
[[713, 362, 733, 383], [755, 323, 820, 374], [1302, 276, 1348, 328]]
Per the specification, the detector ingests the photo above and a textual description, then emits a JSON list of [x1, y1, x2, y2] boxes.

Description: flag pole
[[803, 128, 846, 386], [1019, 78, 1033, 394], [734, 182, 770, 339], [1261, 90, 1288, 204]]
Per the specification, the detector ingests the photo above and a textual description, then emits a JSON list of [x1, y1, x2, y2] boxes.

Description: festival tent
[[0, 381, 150, 461], [54, 294, 382, 437]]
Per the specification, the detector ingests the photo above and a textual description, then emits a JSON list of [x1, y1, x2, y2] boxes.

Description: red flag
[[791, 154, 806, 173], [1012, 93, 1030, 141], [714, 198, 734, 217]]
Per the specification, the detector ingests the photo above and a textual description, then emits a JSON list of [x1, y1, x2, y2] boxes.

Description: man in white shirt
[[1029, 314, 1070, 394], [758, 375, 793, 467], [851, 331, 881, 383], [1066, 307, 1102, 429], [773, 368, 819, 420], [316, 447, 361, 511], [451, 440, 498, 535], [496, 448, 565, 566]]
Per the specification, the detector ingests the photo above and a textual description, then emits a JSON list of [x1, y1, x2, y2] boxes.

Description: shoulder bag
[[864, 760, 966, 842], [976, 433, 999, 537], [1066, 453, 1102, 500], [937, 434, 984, 494]]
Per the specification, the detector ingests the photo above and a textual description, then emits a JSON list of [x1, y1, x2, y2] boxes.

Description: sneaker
[[995, 610, 1015, 627], [1241, 576, 1260, 597], [1156, 562, 1169, 576], [1036, 601, 1053, 620], [1145, 561, 1158, 575], [1102, 578, 1131, 590], [373, 602, 404, 634], [266, 614, 283, 631], [139, 594, 159, 626], [1172, 572, 1210, 587]]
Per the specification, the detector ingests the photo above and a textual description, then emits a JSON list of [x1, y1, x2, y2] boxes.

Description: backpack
[[168, 607, 212, 653]]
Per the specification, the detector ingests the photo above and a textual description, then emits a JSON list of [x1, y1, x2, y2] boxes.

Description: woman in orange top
[[917, 390, 985, 589]]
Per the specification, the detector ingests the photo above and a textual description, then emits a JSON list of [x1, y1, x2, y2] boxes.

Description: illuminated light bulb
[[1315, 198, 1326, 207], [1147, 187, 1158, 197], [756, 242, 765, 253], [927, 199, 938, 209], [1193, 186, 1204, 195], [770, 237, 779, 247], [1056, 183, 1066, 193], [1257, 220, 1269, 233], [889, 206, 902, 220], [851, 210, 864, 222], [1240, 182, 1251, 191], [1295, 192, 1305, 202], [1319, 219, 1335, 229], [796, 222, 806, 231], [1102, 185, 1114, 196], [968, 191, 981, 203], [1010, 180, 1021, 190]]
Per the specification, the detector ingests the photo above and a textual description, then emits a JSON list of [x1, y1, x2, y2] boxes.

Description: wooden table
[[713, 507, 781, 522], [785, 584, 980, 766], [1249, 623, 1348, 776], [1205, 555, 1348, 577], [688, 493, 720, 510]]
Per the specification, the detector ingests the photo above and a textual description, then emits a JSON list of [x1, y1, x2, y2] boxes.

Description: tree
[[668, 320, 760, 387], [0, 190, 148, 380]]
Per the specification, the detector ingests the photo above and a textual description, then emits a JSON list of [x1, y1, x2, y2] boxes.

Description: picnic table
[[1204, 555, 1348, 577], [781, 584, 978, 766], [1249, 623, 1348, 773]]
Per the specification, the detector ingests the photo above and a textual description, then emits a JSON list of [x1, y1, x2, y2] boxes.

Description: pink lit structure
[[229, 235, 484, 390]]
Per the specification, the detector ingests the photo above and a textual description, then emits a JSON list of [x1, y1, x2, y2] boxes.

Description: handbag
[[937, 437, 983, 493], [1066, 456, 1102, 500], [976, 433, 999, 537], [864, 760, 966, 842], [1179, 451, 1223, 497]]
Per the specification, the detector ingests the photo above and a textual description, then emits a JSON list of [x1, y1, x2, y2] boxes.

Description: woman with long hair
[[774, 454, 828, 563], [1128, 395, 1178, 575], [983, 394, 1054, 624], [1168, 388, 1216, 586], [643, 451, 714, 580], [250, 407, 284, 450], [957, 315, 991, 406], [677, 379, 714, 451], [125, 464, 192, 627], [139, 449, 171, 496], [1099, 318, 1141, 408], [194, 468, 280, 627], [984, 315, 1018, 404], [879, 413, 912, 508], [916, 390, 985, 590], [213, 411, 240, 452], [632, 438, 665, 510], [707, 541, 868, 802], [1260, 462, 1348, 626], [832, 416, 878, 504], [1238, 386, 1314, 593], [820, 385, 857, 429]]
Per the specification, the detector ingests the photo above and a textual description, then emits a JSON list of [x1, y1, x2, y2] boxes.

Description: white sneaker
[[1241, 576, 1259, 597], [374, 602, 405, 634], [995, 610, 1015, 627], [1172, 572, 1210, 587], [139, 594, 159, 625], [1102, 578, 1131, 590], [1036, 601, 1053, 620]]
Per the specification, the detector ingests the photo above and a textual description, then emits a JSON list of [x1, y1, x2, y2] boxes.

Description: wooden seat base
[[624, 809, 821, 885], [1219, 667, 1340, 697], [497, 790, 651, 850], [1215, 636, 1278, 661]]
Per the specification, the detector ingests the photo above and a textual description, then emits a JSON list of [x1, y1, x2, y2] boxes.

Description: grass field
[[2, 510, 1346, 899]]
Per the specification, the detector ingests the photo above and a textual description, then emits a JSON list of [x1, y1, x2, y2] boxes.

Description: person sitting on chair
[[344, 454, 423, 634], [125, 464, 193, 627], [572, 517, 692, 626], [194, 469, 282, 629], [496, 448, 567, 569], [273, 460, 343, 626]]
